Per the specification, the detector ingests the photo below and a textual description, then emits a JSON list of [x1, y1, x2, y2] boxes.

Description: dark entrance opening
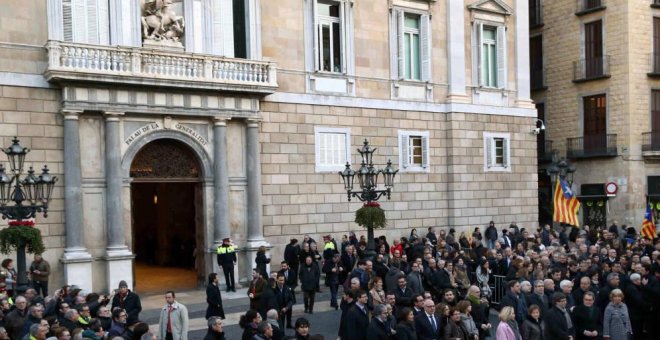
[[129, 139, 204, 293]]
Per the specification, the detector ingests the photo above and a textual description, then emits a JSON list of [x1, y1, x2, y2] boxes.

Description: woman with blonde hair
[[603, 288, 632, 340], [368, 276, 386, 307], [496, 306, 521, 340]]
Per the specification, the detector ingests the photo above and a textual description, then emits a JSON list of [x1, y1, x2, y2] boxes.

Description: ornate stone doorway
[[129, 139, 205, 292]]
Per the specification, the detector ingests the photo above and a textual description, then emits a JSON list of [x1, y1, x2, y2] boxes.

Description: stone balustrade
[[45, 41, 277, 93]]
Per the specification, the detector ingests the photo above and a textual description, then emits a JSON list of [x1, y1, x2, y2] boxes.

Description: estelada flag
[[553, 178, 581, 227], [641, 203, 657, 239]]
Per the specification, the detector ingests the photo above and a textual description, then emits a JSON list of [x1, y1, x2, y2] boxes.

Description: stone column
[[60, 110, 93, 291], [213, 117, 231, 246], [242, 119, 270, 284], [104, 112, 134, 291], [446, 0, 467, 101], [515, 0, 533, 107]]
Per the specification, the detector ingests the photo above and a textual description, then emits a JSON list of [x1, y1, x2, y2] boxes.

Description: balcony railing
[[576, 0, 606, 15], [567, 134, 618, 158], [45, 41, 277, 93], [649, 53, 660, 76], [642, 131, 660, 152], [537, 140, 554, 163], [529, 0, 543, 28], [573, 56, 610, 82], [531, 67, 546, 91]]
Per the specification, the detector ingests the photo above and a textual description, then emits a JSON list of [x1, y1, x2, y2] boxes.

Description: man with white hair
[[366, 304, 391, 338], [559, 280, 575, 309], [265, 309, 283, 340]]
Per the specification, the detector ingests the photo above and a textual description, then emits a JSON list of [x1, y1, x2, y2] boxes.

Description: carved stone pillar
[[60, 110, 93, 291], [213, 117, 231, 246]]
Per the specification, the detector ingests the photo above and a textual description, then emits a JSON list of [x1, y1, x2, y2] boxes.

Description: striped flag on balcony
[[553, 178, 581, 227], [641, 203, 657, 240]]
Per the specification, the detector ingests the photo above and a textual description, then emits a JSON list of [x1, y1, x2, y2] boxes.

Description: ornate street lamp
[[339, 139, 398, 259], [0, 137, 57, 293]]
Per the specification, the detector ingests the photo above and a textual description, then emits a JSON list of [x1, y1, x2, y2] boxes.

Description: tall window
[[529, 0, 542, 27], [474, 23, 505, 88], [62, 0, 110, 44], [584, 20, 603, 78], [530, 35, 543, 90], [654, 17, 660, 72], [315, 127, 350, 172], [403, 14, 421, 80], [391, 9, 430, 81], [481, 27, 497, 87], [583, 94, 607, 152], [653, 90, 660, 133], [317, 1, 342, 72]]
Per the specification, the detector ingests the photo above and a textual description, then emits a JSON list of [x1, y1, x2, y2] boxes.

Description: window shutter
[[63, 0, 73, 41], [497, 25, 507, 89], [96, 0, 109, 45], [485, 137, 493, 168], [397, 10, 404, 79], [420, 14, 431, 81], [72, 0, 86, 43], [475, 22, 483, 86], [389, 9, 398, 79], [421, 135, 429, 169], [503, 138, 510, 168], [312, 0, 320, 71], [211, 0, 223, 55], [86, 0, 98, 44], [401, 134, 410, 168], [339, 0, 347, 73]]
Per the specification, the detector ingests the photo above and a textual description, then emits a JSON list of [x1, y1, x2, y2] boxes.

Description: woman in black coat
[[396, 308, 418, 340], [521, 305, 545, 340], [206, 273, 226, 319], [444, 308, 469, 340], [255, 246, 270, 279]]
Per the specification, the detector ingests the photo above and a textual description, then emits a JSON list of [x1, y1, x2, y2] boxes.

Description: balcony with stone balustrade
[[44, 41, 278, 94]]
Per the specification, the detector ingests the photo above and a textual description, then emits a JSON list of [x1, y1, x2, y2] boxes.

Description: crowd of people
[[234, 222, 660, 340]]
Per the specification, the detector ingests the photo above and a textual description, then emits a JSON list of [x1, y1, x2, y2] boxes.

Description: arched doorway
[[129, 139, 205, 293]]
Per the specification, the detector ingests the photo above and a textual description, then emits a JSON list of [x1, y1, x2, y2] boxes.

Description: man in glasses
[[414, 298, 442, 339]]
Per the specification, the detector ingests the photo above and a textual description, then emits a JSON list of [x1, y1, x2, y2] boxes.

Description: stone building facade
[[532, 0, 660, 229], [0, 0, 537, 292]]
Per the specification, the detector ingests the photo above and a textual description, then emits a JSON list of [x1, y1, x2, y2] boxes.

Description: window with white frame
[[315, 127, 351, 172], [473, 23, 506, 88], [399, 130, 430, 172], [316, 0, 345, 73], [484, 132, 511, 171], [62, 0, 110, 44], [391, 9, 431, 81]]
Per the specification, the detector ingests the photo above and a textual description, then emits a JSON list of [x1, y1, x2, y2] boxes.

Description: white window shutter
[[312, 0, 319, 71], [86, 0, 98, 43], [421, 135, 429, 168], [420, 14, 431, 82], [497, 25, 507, 89], [96, 0, 109, 45], [503, 138, 510, 168], [401, 134, 410, 168], [397, 10, 405, 79], [339, 0, 347, 73], [389, 9, 398, 79], [211, 0, 223, 55], [485, 137, 493, 168], [63, 0, 73, 41], [72, 0, 86, 43]]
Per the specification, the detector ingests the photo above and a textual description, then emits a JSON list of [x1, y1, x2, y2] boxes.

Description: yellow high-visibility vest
[[217, 245, 235, 254], [324, 242, 335, 250]]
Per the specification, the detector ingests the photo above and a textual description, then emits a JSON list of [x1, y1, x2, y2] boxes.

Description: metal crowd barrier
[[490, 275, 507, 306]]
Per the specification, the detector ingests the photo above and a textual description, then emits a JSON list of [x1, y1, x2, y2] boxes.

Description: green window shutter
[[420, 14, 431, 81], [497, 25, 507, 89]]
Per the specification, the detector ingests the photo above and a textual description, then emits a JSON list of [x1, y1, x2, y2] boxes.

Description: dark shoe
[[309, 310, 313, 314], [286, 325, 294, 329], [232, 288, 237, 292], [304, 308, 308, 313]]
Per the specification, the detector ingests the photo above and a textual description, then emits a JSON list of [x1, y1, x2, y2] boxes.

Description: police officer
[[217, 238, 237, 292]]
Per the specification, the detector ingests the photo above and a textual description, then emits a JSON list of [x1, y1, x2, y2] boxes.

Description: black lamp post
[[0, 138, 57, 293], [546, 152, 576, 228], [338, 139, 398, 259]]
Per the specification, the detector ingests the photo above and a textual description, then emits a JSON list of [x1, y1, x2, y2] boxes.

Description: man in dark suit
[[545, 292, 576, 340], [412, 294, 425, 315], [344, 289, 370, 340], [277, 261, 297, 291], [571, 291, 601, 340], [414, 298, 442, 340], [274, 274, 295, 330], [393, 275, 414, 309], [527, 280, 550, 319], [283, 238, 300, 284], [340, 245, 357, 284], [366, 304, 391, 339]]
